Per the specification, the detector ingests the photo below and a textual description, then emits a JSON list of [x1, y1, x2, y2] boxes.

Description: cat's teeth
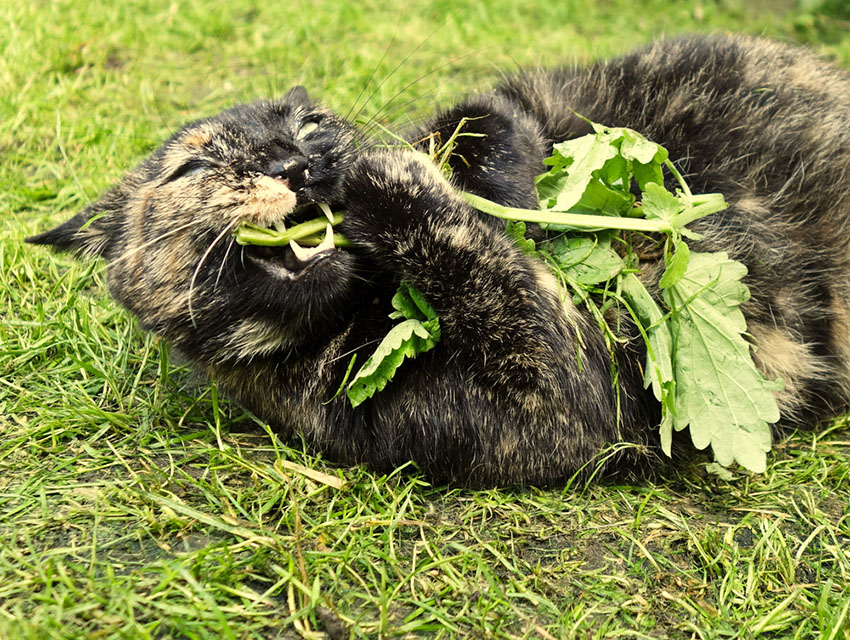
[[273, 219, 287, 233], [316, 224, 335, 252], [317, 202, 334, 224], [288, 239, 314, 263], [287, 225, 335, 264]]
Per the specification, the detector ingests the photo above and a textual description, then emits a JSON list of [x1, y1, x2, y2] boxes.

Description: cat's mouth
[[241, 203, 343, 277]]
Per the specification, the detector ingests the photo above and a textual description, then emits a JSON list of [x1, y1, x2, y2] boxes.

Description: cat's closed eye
[[166, 160, 212, 183], [296, 117, 322, 140]]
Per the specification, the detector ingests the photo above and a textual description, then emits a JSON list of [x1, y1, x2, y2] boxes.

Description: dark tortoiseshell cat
[[29, 35, 850, 486]]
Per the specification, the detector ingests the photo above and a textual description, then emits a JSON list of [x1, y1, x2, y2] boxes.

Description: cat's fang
[[273, 219, 287, 233], [288, 239, 315, 262], [318, 202, 334, 224], [287, 225, 335, 264], [316, 224, 335, 252]]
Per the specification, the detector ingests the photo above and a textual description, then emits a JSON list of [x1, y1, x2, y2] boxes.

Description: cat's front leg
[[340, 150, 605, 396]]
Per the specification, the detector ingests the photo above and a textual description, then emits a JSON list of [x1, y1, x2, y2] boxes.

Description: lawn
[[2, 0, 850, 637]]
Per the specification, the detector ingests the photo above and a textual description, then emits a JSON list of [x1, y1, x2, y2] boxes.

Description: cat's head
[[28, 87, 361, 363]]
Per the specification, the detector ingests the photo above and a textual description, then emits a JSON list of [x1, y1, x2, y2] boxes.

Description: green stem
[[664, 159, 693, 201], [233, 188, 724, 250], [460, 191, 674, 234], [234, 213, 345, 247], [296, 233, 354, 248], [675, 195, 728, 227]]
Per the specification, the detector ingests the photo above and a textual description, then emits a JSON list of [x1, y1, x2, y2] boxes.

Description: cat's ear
[[26, 186, 126, 258], [284, 85, 311, 105]]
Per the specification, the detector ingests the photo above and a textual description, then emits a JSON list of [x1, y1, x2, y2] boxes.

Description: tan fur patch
[[827, 297, 850, 395], [531, 261, 562, 301], [182, 132, 211, 148], [180, 124, 216, 148], [749, 325, 825, 417], [240, 177, 298, 225], [734, 196, 770, 218], [436, 224, 474, 249]]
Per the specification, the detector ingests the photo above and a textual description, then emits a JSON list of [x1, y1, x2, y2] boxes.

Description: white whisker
[[188, 220, 241, 328], [111, 220, 198, 265], [215, 236, 237, 291]]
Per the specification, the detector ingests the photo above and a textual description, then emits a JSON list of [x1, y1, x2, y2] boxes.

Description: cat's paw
[[340, 150, 462, 248]]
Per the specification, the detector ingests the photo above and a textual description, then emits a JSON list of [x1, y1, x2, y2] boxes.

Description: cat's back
[[498, 34, 850, 209]]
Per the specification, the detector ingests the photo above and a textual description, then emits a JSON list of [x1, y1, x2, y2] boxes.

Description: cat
[[28, 34, 850, 486]]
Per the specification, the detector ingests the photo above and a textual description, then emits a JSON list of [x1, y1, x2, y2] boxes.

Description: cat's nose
[[269, 155, 309, 191]]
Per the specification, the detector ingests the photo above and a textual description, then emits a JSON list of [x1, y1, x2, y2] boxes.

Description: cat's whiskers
[[188, 219, 242, 327], [343, 13, 402, 123], [347, 23, 443, 126], [326, 337, 384, 365], [110, 220, 198, 266], [214, 236, 238, 291], [343, 19, 486, 152], [355, 50, 487, 138]]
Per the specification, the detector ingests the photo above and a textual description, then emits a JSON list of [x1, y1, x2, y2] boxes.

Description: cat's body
[[29, 34, 850, 486]]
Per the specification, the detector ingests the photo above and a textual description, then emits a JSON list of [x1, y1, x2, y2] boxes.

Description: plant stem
[[664, 159, 693, 200], [234, 213, 345, 247], [460, 191, 674, 234], [297, 233, 354, 248], [675, 195, 728, 227], [233, 189, 724, 250]]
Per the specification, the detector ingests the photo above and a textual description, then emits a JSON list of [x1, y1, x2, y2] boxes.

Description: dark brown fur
[[28, 35, 850, 486]]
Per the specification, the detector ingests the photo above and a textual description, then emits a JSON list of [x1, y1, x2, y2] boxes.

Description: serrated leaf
[[659, 238, 690, 289], [505, 220, 537, 255], [641, 182, 683, 224], [389, 280, 439, 321], [348, 282, 440, 408], [347, 317, 440, 408], [663, 251, 781, 472], [547, 235, 624, 286]]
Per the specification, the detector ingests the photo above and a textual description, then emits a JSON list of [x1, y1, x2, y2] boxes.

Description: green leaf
[[389, 281, 430, 321], [505, 220, 537, 255], [403, 281, 439, 321], [659, 238, 690, 289], [663, 251, 781, 472], [534, 169, 568, 209], [632, 161, 665, 192], [547, 235, 624, 286], [571, 179, 635, 217], [620, 273, 676, 456], [705, 462, 735, 481], [346, 318, 440, 408], [347, 282, 441, 408], [538, 135, 619, 211], [641, 182, 683, 224], [618, 129, 668, 166]]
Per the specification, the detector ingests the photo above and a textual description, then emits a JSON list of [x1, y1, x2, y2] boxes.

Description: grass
[[3, 0, 850, 637]]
